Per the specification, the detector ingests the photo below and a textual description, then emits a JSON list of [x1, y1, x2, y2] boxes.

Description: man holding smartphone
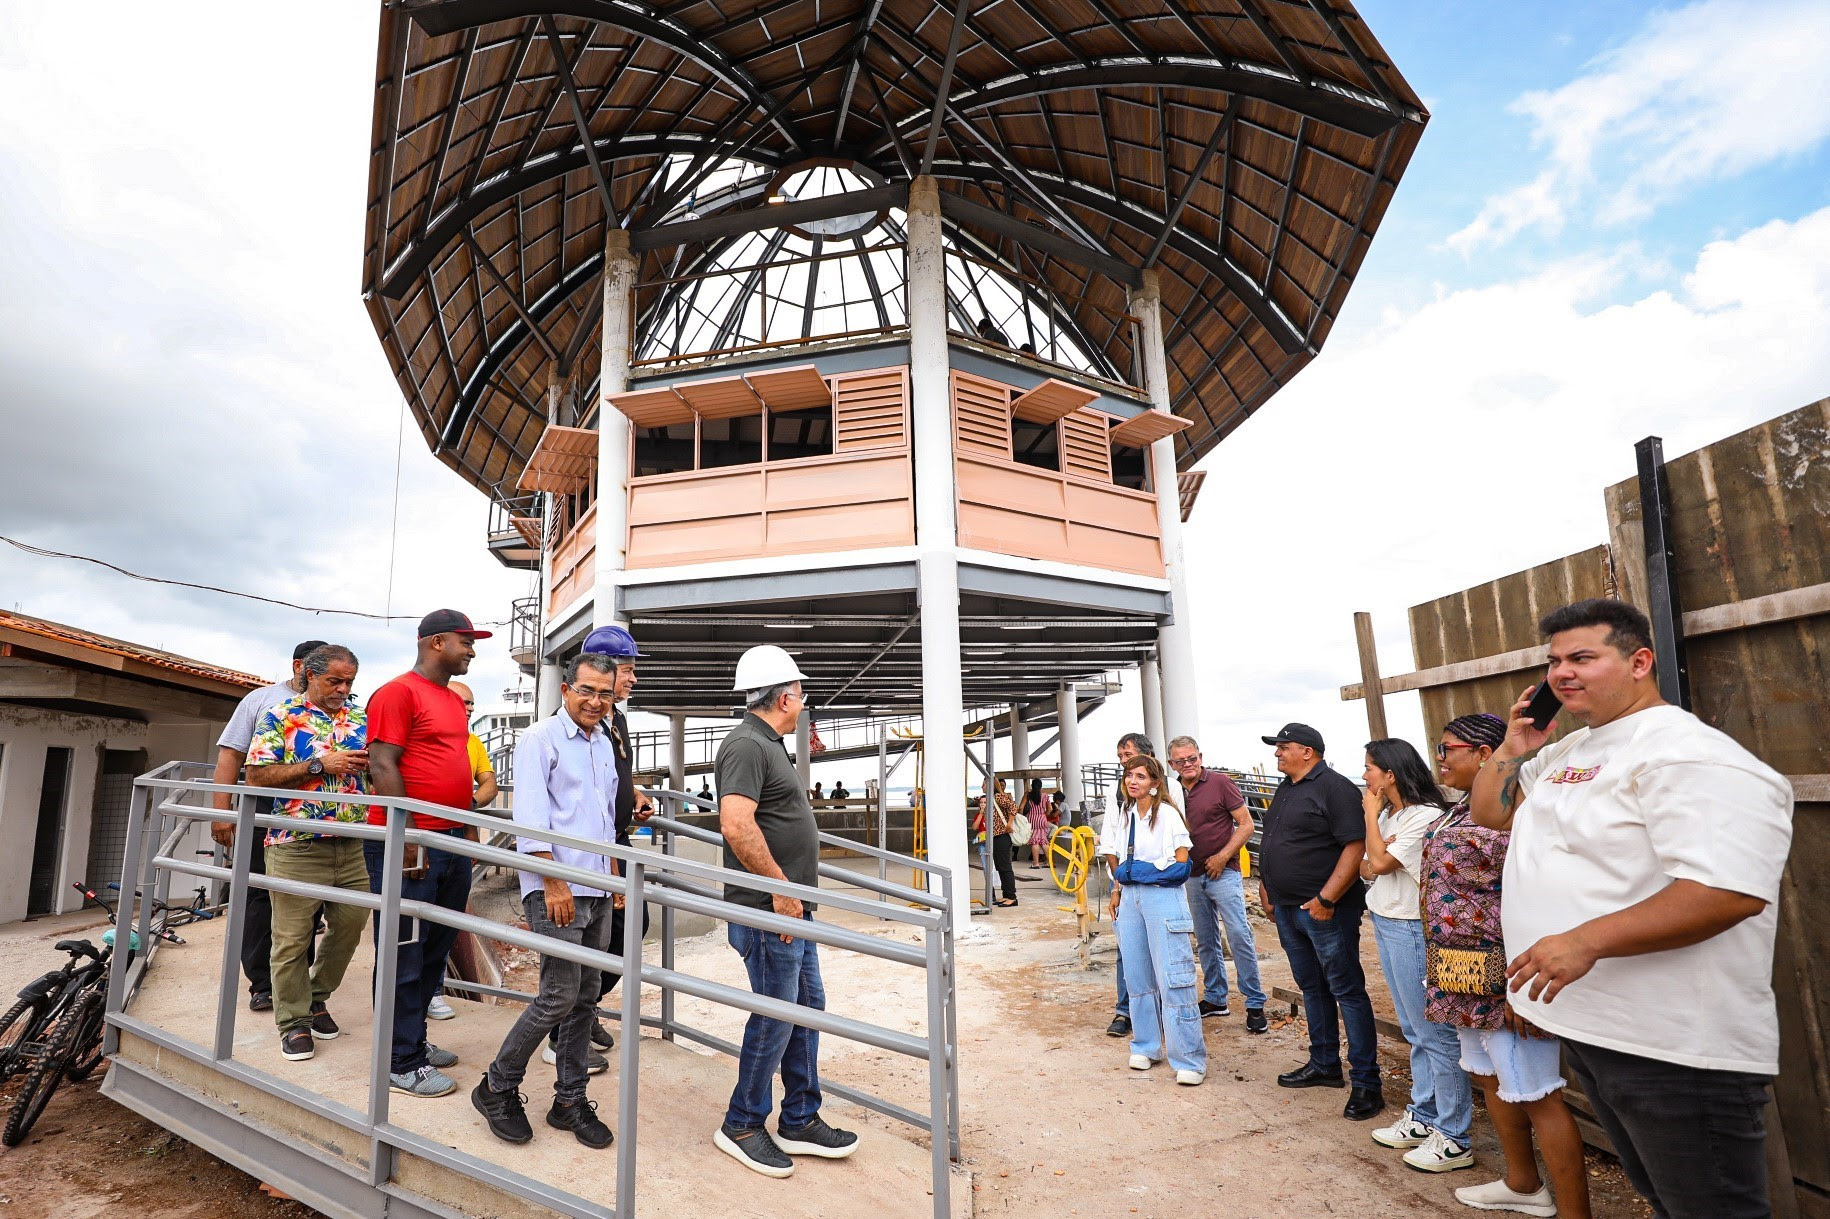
[[1473, 598, 1792, 1219], [363, 609, 492, 1099]]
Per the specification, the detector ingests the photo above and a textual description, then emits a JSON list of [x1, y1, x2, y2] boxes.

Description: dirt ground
[[0, 865, 1655, 1218]]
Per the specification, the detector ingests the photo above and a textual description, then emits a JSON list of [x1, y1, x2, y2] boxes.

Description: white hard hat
[[732, 644, 808, 692]]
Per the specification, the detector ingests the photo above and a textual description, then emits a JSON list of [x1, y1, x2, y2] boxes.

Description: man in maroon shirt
[[363, 609, 491, 1098], [1167, 734, 1268, 1033]]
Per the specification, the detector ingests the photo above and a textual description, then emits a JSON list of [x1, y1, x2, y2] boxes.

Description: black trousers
[[237, 826, 315, 996], [1563, 1037, 1772, 1219], [991, 833, 1017, 900], [597, 899, 651, 1000]]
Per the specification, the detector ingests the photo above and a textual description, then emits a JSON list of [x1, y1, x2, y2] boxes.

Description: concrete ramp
[[104, 916, 965, 1219]]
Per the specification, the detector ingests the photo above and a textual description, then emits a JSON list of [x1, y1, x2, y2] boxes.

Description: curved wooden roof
[[363, 0, 1425, 498]]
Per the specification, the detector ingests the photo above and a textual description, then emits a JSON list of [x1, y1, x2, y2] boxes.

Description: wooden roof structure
[[362, 0, 1426, 500]]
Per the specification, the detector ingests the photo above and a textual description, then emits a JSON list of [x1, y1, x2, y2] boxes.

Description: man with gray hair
[[243, 645, 371, 1063], [712, 644, 858, 1178], [1167, 734, 1267, 1033]]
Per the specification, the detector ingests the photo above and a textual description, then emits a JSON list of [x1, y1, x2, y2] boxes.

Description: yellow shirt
[[467, 733, 494, 783]]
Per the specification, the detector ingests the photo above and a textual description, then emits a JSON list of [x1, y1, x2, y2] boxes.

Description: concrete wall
[[0, 706, 228, 924]]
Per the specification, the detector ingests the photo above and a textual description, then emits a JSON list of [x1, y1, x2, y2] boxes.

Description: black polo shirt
[[715, 712, 819, 912], [1257, 760, 1366, 909], [608, 707, 637, 845]]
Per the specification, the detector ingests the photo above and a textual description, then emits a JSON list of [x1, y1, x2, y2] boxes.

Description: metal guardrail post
[[877, 736, 889, 902], [213, 791, 259, 1061], [660, 817, 676, 1041], [939, 869, 960, 1162], [924, 924, 951, 1219], [615, 859, 645, 1219], [105, 781, 156, 1055], [366, 804, 407, 1185]]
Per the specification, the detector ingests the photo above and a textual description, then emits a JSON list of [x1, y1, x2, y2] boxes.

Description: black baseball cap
[[1261, 722, 1325, 752], [292, 640, 329, 661], [417, 609, 494, 640]]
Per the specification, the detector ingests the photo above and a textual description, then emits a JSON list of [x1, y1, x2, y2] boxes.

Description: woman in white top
[[1360, 738, 1476, 1173], [1100, 753, 1206, 1085]]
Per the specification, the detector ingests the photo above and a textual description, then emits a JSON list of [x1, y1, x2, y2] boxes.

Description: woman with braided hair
[[1426, 713, 1590, 1218]]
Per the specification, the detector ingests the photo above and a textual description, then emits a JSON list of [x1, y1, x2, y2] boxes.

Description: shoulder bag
[[1111, 809, 1191, 887]]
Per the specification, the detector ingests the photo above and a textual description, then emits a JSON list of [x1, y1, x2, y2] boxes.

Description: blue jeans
[[1114, 943, 1130, 1017], [364, 834, 472, 1074], [488, 893, 614, 1106], [1272, 902, 1381, 1090], [1370, 913, 1472, 1141], [726, 914, 825, 1130], [1185, 868, 1266, 1010], [1115, 883, 1205, 1073]]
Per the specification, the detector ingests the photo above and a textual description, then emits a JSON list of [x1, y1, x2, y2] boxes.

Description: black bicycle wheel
[[2, 991, 93, 1147], [63, 989, 108, 1082], [0, 995, 49, 1081]]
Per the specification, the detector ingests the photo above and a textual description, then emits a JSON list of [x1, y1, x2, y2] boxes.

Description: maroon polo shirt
[[1181, 768, 1248, 872]]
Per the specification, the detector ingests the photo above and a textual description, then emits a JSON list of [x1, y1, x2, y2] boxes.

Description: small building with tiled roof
[[0, 611, 264, 924]]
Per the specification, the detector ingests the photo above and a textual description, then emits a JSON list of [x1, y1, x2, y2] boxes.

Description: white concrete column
[[668, 714, 686, 794], [795, 708, 813, 791], [592, 226, 638, 632], [1009, 707, 1029, 772], [907, 175, 969, 899], [1139, 657, 1165, 754], [536, 658, 562, 719], [1056, 684, 1083, 817], [1130, 269, 1201, 743]]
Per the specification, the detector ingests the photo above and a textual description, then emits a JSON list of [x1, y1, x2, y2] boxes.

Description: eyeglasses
[[1168, 756, 1201, 769], [571, 686, 617, 703], [1435, 743, 1480, 759]]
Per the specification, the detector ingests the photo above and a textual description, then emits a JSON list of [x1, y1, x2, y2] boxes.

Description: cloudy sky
[[2, 1, 1827, 783]]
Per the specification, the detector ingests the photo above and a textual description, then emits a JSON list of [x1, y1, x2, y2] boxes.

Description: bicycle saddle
[[53, 940, 100, 960]]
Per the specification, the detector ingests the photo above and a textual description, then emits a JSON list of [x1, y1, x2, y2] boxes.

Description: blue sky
[[1, 0, 1826, 775]]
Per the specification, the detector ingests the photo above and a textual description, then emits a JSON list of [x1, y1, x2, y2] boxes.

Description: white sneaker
[[1127, 1054, 1152, 1071], [1174, 1069, 1204, 1086], [1404, 1129, 1476, 1173], [1453, 1177, 1557, 1215], [427, 995, 455, 1020], [1371, 1110, 1433, 1148]]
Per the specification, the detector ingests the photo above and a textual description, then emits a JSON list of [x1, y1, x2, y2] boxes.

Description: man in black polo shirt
[[1256, 723, 1383, 1121]]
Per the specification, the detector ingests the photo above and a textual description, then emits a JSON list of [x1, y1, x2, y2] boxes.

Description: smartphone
[[1524, 681, 1563, 731]]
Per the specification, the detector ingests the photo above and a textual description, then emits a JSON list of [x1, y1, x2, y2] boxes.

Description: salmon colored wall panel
[[627, 514, 765, 567], [627, 469, 764, 525], [958, 502, 1072, 561], [766, 501, 914, 552], [957, 457, 1066, 518], [547, 507, 598, 614], [1066, 522, 1165, 577], [765, 454, 911, 511], [1063, 482, 1159, 534]]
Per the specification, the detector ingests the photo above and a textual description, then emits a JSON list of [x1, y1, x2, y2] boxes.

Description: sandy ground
[[0, 861, 1654, 1218]]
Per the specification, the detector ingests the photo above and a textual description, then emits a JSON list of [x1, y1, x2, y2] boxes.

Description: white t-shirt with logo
[[1502, 704, 1792, 1073], [1366, 802, 1452, 920]]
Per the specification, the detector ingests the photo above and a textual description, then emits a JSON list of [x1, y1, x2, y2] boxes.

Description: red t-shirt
[[364, 671, 472, 830]]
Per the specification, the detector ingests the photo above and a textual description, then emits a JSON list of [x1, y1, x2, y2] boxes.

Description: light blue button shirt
[[512, 708, 619, 899]]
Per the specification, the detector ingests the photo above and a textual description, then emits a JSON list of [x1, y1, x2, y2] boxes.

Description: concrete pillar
[[795, 708, 813, 792], [1130, 270, 1200, 742], [668, 714, 686, 794], [536, 659, 562, 719], [1057, 684, 1083, 816], [1009, 707, 1029, 772], [907, 176, 969, 898], [1139, 657, 1165, 753], [592, 227, 638, 632]]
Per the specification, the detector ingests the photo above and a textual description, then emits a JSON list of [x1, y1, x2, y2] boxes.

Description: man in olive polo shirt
[[1256, 722, 1383, 1121], [712, 645, 859, 1179]]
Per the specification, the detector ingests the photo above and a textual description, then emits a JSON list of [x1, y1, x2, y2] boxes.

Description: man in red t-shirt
[[362, 609, 491, 1098]]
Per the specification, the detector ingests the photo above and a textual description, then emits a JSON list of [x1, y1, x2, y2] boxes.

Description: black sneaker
[[280, 1028, 315, 1061], [309, 1001, 340, 1040], [1105, 1014, 1132, 1038], [548, 1098, 614, 1149], [471, 1079, 533, 1144], [1245, 1008, 1269, 1034], [249, 991, 273, 1013], [1199, 1000, 1230, 1019], [775, 1114, 859, 1159], [715, 1122, 795, 1178], [590, 1019, 615, 1051]]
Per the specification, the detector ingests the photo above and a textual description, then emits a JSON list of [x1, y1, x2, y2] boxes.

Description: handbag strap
[[1125, 807, 1136, 865]]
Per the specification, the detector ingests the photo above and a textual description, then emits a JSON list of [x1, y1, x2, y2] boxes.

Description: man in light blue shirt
[[473, 654, 619, 1151]]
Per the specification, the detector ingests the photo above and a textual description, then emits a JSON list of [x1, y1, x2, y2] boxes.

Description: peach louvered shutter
[[1060, 409, 1112, 482], [951, 371, 1011, 458], [831, 368, 910, 452]]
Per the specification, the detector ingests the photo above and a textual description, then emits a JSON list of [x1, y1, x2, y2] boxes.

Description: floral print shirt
[[246, 696, 369, 846], [1420, 798, 1511, 1029]]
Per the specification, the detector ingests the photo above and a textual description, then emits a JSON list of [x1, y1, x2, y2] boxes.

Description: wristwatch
[[307, 757, 325, 777], [1316, 894, 1336, 910]]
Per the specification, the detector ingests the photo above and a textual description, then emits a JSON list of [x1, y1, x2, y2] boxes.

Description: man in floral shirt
[[245, 644, 372, 1063]]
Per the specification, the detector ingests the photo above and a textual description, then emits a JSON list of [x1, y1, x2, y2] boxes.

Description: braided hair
[[1444, 713, 1507, 750]]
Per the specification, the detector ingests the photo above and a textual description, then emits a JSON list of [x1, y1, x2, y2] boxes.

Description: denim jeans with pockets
[[1272, 901, 1381, 1090], [1370, 912, 1471, 1140], [488, 891, 614, 1106], [364, 832, 472, 1074], [1185, 867, 1267, 1011], [725, 913, 825, 1130], [1115, 882, 1206, 1074]]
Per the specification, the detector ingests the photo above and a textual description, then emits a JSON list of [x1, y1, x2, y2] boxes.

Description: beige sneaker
[[1453, 1177, 1556, 1215]]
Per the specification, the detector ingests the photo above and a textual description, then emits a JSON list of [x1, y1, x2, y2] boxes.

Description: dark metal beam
[[1144, 97, 1235, 269], [939, 194, 1139, 287], [631, 184, 905, 252], [1263, 117, 1307, 292], [832, 0, 887, 145], [463, 230, 561, 364], [538, 15, 620, 226], [920, 0, 975, 176]]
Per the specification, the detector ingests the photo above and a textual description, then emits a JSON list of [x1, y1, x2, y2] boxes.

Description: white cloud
[[1185, 206, 1830, 768], [1449, 0, 1830, 252]]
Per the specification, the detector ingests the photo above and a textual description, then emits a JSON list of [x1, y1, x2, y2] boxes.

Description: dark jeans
[[238, 809, 314, 995], [1563, 1038, 1772, 1218], [725, 913, 824, 1130], [488, 892, 613, 1106], [364, 832, 472, 1074], [991, 833, 1016, 900], [1272, 902, 1381, 1090]]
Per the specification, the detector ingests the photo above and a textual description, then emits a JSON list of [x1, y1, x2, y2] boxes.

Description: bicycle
[[0, 882, 174, 1146], [105, 879, 219, 938]]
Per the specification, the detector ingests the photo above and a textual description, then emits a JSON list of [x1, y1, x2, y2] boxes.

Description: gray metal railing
[[105, 762, 959, 1219]]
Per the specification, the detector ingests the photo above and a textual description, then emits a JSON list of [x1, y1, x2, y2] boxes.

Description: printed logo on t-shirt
[[1547, 764, 1602, 785]]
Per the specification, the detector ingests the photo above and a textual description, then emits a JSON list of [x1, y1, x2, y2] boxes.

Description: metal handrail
[[108, 761, 959, 1219]]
